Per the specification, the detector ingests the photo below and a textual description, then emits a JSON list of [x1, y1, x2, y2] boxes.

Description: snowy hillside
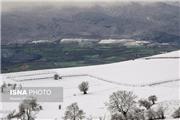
[[0, 50, 180, 120]]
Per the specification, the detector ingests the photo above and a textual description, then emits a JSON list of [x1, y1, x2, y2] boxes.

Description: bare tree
[[107, 90, 137, 120], [172, 107, 180, 118], [148, 95, 157, 105], [7, 97, 42, 120], [78, 81, 89, 94], [64, 102, 85, 120]]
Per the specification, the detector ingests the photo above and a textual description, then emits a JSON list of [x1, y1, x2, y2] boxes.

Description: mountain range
[[2, 1, 180, 45]]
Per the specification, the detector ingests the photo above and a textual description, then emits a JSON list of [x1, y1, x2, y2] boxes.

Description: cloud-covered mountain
[[2, 1, 180, 44]]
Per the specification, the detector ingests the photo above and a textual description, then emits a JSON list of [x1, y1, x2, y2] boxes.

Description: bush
[[111, 108, 145, 120], [7, 110, 16, 120], [111, 113, 125, 120], [78, 81, 89, 94], [144, 106, 166, 120], [172, 107, 180, 118], [156, 106, 165, 119], [54, 74, 60, 80], [1, 82, 7, 93], [128, 108, 145, 120], [145, 109, 156, 120], [138, 99, 152, 110]]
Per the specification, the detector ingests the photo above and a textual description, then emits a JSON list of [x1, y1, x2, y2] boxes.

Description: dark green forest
[[2, 42, 179, 73]]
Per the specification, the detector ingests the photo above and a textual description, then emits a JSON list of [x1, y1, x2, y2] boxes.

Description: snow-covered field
[[98, 39, 149, 46], [0, 50, 180, 120]]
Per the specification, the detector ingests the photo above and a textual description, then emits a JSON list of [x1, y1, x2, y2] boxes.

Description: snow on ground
[[60, 38, 99, 44], [98, 39, 150, 46], [152, 100, 180, 118], [0, 50, 180, 120], [2, 50, 179, 85]]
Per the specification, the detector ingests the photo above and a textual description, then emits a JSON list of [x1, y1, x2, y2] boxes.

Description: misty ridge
[[1, 1, 180, 45]]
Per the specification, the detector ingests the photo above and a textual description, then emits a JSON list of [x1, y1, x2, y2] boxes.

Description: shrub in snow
[[99, 116, 106, 120], [1, 82, 7, 93], [12, 84, 17, 90], [156, 106, 165, 119], [111, 108, 145, 120], [87, 116, 93, 120], [7, 110, 16, 120], [145, 109, 156, 120], [1, 82, 19, 93], [54, 74, 61, 80], [172, 107, 180, 118], [138, 99, 152, 110], [64, 102, 85, 120], [107, 90, 137, 120], [127, 108, 145, 120], [111, 113, 125, 120], [148, 95, 157, 105], [8, 83, 12, 87], [78, 81, 89, 94]]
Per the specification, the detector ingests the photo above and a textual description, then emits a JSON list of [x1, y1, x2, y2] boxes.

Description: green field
[[1, 42, 179, 73]]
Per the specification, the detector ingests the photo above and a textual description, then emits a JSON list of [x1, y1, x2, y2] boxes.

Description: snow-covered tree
[[107, 90, 137, 120], [7, 97, 42, 120], [78, 81, 89, 94], [64, 103, 85, 120], [148, 95, 157, 105]]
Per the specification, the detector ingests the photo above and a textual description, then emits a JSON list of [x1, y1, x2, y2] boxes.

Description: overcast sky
[[2, 0, 179, 12], [2, 0, 179, 2]]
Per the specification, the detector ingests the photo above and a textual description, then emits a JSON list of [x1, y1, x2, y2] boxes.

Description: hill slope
[[1, 50, 180, 119], [2, 1, 180, 44]]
